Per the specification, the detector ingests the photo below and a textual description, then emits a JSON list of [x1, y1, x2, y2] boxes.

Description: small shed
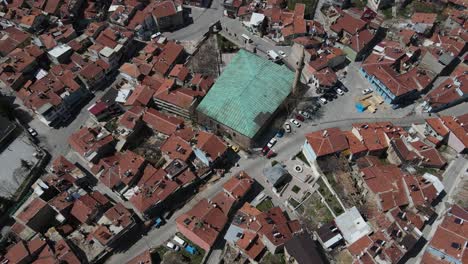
[[263, 164, 289, 187]]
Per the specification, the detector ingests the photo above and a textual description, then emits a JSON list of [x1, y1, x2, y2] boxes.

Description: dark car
[[295, 114, 305, 122], [262, 146, 270, 156]]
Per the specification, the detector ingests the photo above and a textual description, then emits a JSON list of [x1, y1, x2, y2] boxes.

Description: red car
[[266, 149, 276, 159], [295, 114, 305, 122]]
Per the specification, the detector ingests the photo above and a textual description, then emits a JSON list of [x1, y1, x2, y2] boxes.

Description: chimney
[[292, 46, 305, 96]]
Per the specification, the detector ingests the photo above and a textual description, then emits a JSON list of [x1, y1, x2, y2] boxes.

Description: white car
[[290, 119, 301, 127], [27, 127, 38, 137], [319, 97, 327, 104], [166, 242, 180, 251], [298, 110, 310, 119], [336, 88, 345, 95], [284, 123, 291, 133], [278, 50, 286, 57], [267, 138, 277, 148], [362, 88, 372, 95]]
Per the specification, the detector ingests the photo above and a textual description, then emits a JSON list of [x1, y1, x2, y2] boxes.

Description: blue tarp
[[355, 103, 366, 112], [185, 245, 197, 255]]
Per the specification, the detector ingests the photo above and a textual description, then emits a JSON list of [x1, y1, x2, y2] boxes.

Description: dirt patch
[[187, 34, 220, 78]]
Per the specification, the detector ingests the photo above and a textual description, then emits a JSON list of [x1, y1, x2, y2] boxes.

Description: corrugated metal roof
[[196, 49, 294, 138]]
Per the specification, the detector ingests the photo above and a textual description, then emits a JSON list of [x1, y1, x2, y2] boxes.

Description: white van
[[241, 34, 253, 43], [173, 235, 187, 247], [267, 50, 280, 61]]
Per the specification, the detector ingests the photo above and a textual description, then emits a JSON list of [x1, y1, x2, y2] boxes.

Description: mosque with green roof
[[196, 49, 294, 148]]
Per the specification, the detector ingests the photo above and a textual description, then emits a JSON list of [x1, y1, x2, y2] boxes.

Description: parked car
[[362, 88, 372, 95], [319, 97, 327, 104], [153, 217, 164, 228], [27, 127, 38, 137], [267, 137, 277, 148], [262, 146, 270, 156], [266, 149, 276, 159], [231, 145, 240, 152], [298, 110, 310, 119], [340, 84, 348, 92], [290, 119, 301, 127], [295, 114, 305, 122], [284, 123, 292, 133], [166, 242, 180, 251], [278, 50, 286, 57], [173, 235, 187, 247], [336, 88, 345, 95], [276, 128, 285, 138]]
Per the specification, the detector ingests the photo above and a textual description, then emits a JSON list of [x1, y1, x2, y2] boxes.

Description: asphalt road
[[165, 0, 224, 41]]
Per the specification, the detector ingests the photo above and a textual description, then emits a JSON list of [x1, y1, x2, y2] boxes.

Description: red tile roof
[[410, 140, 446, 168], [130, 166, 196, 214], [93, 150, 146, 189], [236, 231, 265, 260], [120, 63, 142, 79], [347, 235, 372, 256], [330, 12, 367, 35], [142, 108, 184, 135], [195, 131, 227, 161], [68, 127, 114, 157], [17, 197, 48, 223], [126, 250, 153, 264], [151, 1, 177, 18], [152, 41, 184, 76], [223, 171, 254, 200], [305, 128, 349, 158], [125, 85, 155, 106], [440, 114, 468, 148], [176, 192, 235, 249], [4, 241, 30, 263], [169, 64, 190, 82], [411, 12, 437, 24], [118, 106, 145, 130], [161, 134, 193, 161], [70, 192, 110, 223], [425, 118, 450, 137]]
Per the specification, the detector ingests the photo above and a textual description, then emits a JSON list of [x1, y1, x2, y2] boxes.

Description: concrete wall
[[447, 132, 466, 153], [302, 140, 317, 164]]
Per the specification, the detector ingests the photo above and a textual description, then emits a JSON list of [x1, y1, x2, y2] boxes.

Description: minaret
[[292, 46, 305, 96]]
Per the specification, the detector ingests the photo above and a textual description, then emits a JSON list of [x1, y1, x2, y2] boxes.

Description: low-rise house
[[303, 128, 349, 162], [68, 126, 115, 164], [359, 164, 409, 212], [128, 162, 197, 218], [422, 205, 467, 264], [125, 85, 155, 107], [360, 40, 436, 106], [176, 192, 235, 251], [439, 114, 468, 153], [115, 106, 146, 151], [17, 72, 89, 127], [153, 79, 202, 119], [93, 203, 137, 248], [193, 131, 228, 167], [70, 191, 111, 224], [142, 108, 184, 135], [0, 47, 38, 91], [92, 150, 147, 192], [222, 171, 254, 202], [14, 197, 57, 233], [2, 238, 49, 264], [328, 7, 384, 61], [78, 61, 107, 90], [422, 63, 468, 113], [351, 122, 407, 157], [315, 222, 343, 250], [161, 134, 193, 162], [145, 0, 184, 32], [224, 203, 302, 260], [0, 27, 30, 56], [335, 207, 372, 244], [411, 13, 437, 35], [387, 137, 447, 169], [169, 64, 191, 85], [263, 163, 290, 188]]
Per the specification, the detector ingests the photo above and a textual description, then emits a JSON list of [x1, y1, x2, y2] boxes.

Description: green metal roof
[[197, 49, 294, 138]]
